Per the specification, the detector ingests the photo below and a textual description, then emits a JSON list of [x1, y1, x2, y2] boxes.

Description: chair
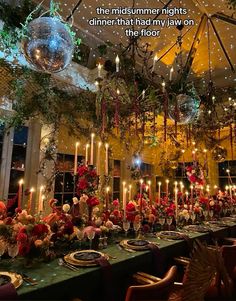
[[130, 241, 232, 301], [125, 265, 177, 301]]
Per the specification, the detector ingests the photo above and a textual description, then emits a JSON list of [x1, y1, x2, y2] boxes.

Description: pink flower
[[113, 199, 119, 207]]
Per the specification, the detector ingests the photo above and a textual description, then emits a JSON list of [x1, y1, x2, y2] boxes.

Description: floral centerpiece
[[186, 164, 205, 187], [76, 164, 99, 224]]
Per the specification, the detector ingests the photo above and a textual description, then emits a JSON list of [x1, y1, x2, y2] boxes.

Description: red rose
[[4, 217, 13, 225], [113, 199, 119, 207], [126, 202, 136, 222], [77, 178, 88, 190], [89, 170, 97, 177], [87, 196, 99, 207], [63, 221, 74, 235], [32, 224, 48, 237], [17, 232, 28, 243], [18, 243, 30, 256], [77, 165, 88, 177]]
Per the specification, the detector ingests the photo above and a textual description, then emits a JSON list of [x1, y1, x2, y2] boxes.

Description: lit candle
[[18, 179, 24, 209], [158, 182, 161, 204], [106, 186, 110, 211], [27, 188, 34, 213], [97, 63, 102, 78], [140, 179, 144, 214], [166, 179, 169, 199], [105, 143, 109, 175], [162, 81, 166, 93], [115, 55, 120, 72], [74, 142, 79, 175], [142, 90, 145, 100], [148, 180, 152, 204], [214, 185, 218, 194], [174, 188, 178, 221], [85, 144, 90, 166], [90, 133, 95, 165], [192, 150, 196, 161], [96, 142, 102, 175], [152, 54, 158, 73], [38, 185, 44, 213], [229, 185, 232, 200], [128, 184, 132, 201], [169, 67, 174, 81], [39, 195, 46, 214], [174, 181, 178, 190], [185, 191, 189, 201], [123, 187, 127, 220]]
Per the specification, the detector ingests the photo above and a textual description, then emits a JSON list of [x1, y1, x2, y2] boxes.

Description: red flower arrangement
[[76, 164, 99, 199], [186, 164, 205, 186]]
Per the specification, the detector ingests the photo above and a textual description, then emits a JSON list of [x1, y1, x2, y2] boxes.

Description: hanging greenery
[[228, 0, 236, 9]]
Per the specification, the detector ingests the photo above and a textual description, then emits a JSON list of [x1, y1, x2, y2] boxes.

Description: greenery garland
[[228, 0, 236, 9]]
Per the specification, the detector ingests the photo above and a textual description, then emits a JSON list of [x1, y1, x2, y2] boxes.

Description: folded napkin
[[95, 256, 116, 301], [147, 243, 165, 277], [0, 283, 18, 300]]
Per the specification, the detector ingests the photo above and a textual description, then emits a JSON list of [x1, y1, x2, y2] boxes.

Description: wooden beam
[[212, 12, 236, 26]]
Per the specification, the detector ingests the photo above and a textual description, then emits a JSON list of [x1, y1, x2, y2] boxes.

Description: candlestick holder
[[73, 174, 77, 197]]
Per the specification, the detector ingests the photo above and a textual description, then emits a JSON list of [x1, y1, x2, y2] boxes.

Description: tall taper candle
[[74, 142, 79, 175], [169, 67, 174, 81], [152, 54, 158, 73], [85, 144, 89, 166], [128, 184, 132, 201], [115, 55, 120, 72], [148, 180, 152, 204], [166, 179, 169, 200], [96, 142, 102, 175], [105, 143, 109, 175], [90, 133, 95, 165], [18, 179, 24, 209], [174, 188, 178, 221], [98, 63, 102, 78], [123, 187, 127, 220], [190, 185, 193, 207], [38, 186, 44, 213], [27, 188, 34, 213], [106, 187, 110, 211], [140, 179, 144, 214], [158, 182, 161, 204]]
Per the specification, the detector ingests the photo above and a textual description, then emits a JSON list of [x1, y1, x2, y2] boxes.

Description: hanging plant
[[228, 0, 236, 9]]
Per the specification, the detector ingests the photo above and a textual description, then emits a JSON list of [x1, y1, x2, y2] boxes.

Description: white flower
[[62, 204, 70, 213], [73, 197, 79, 204]]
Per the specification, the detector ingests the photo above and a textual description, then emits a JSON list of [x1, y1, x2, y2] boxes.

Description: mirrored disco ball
[[168, 94, 200, 124], [212, 145, 227, 162], [22, 17, 74, 73]]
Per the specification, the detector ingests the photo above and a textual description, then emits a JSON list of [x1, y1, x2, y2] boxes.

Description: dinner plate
[[183, 225, 210, 233], [64, 250, 109, 267], [0, 272, 23, 289], [157, 231, 189, 240], [120, 239, 151, 250], [205, 221, 228, 227]]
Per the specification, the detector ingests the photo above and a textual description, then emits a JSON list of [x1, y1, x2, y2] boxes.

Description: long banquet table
[[1, 224, 236, 301]]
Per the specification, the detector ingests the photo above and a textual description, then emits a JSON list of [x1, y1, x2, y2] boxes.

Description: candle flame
[[105, 143, 109, 149], [115, 55, 120, 64], [140, 179, 144, 184], [98, 141, 102, 147], [76, 142, 80, 147], [30, 188, 34, 193], [154, 54, 158, 61], [91, 133, 95, 138], [166, 179, 169, 184], [158, 182, 161, 186], [97, 63, 102, 70], [19, 179, 24, 185]]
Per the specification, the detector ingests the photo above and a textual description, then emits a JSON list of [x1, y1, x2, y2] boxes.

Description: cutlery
[[58, 258, 79, 272]]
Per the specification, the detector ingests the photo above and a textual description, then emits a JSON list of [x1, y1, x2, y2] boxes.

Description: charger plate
[[205, 221, 228, 227], [64, 250, 109, 267], [157, 231, 189, 240], [120, 239, 150, 251], [183, 225, 210, 233], [0, 272, 23, 289]]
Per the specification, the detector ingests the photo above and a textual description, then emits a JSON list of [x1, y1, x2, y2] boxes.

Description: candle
[[97, 63, 102, 78], [229, 185, 233, 200], [18, 179, 24, 209], [148, 180, 152, 204], [192, 150, 196, 161], [128, 184, 132, 201], [158, 182, 161, 204], [174, 188, 178, 221], [162, 81, 166, 93], [142, 90, 145, 100], [74, 142, 79, 175], [85, 144, 90, 165], [190, 185, 193, 206], [27, 188, 34, 213], [38, 186, 44, 213], [169, 67, 174, 81], [174, 181, 178, 190], [214, 185, 218, 194], [105, 143, 109, 175], [115, 55, 120, 72], [185, 191, 189, 201], [123, 187, 127, 220], [165, 179, 169, 199], [140, 179, 144, 214], [106, 187, 110, 211], [90, 133, 95, 165], [96, 142, 102, 175], [152, 54, 158, 73]]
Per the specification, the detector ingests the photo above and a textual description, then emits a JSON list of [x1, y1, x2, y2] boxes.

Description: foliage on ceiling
[[228, 0, 236, 9]]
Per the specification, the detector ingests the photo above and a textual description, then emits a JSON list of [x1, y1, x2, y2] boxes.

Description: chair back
[[221, 245, 236, 280], [125, 265, 177, 301]]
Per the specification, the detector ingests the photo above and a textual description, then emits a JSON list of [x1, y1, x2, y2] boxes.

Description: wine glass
[[123, 220, 130, 237], [7, 243, 19, 261], [133, 221, 141, 238], [77, 230, 85, 249], [166, 216, 173, 231], [209, 210, 214, 219], [0, 240, 6, 259], [87, 230, 95, 250], [159, 217, 165, 230]]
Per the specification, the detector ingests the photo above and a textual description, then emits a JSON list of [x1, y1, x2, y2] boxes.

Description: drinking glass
[[87, 230, 95, 249], [7, 243, 19, 261], [123, 220, 130, 237], [133, 221, 141, 238], [159, 217, 165, 230], [0, 240, 6, 259], [166, 217, 173, 231], [77, 230, 85, 249], [209, 210, 214, 219]]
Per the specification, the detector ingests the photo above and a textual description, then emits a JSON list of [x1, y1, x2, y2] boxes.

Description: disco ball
[[212, 145, 227, 162], [22, 17, 74, 73], [168, 94, 200, 124]]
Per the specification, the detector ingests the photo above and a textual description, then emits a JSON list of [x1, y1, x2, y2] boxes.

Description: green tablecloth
[[1, 224, 236, 301]]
